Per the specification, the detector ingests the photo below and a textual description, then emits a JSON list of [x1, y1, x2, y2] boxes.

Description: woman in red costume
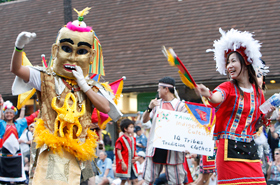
[[196, 28, 274, 185], [0, 100, 37, 184]]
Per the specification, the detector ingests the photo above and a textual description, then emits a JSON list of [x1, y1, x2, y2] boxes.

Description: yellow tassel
[[162, 46, 175, 66], [178, 70, 195, 89], [74, 7, 91, 17], [101, 82, 113, 94]]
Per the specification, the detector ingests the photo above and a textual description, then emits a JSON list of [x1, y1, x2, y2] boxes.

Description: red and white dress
[[115, 134, 138, 178], [209, 81, 266, 185]]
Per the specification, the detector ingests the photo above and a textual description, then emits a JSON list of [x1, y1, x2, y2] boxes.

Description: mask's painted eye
[[61, 46, 72, 53], [77, 49, 88, 55]]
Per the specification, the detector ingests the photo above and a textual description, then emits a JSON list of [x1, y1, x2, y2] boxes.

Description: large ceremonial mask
[[11, 7, 123, 184], [52, 27, 96, 79], [28, 8, 113, 185]]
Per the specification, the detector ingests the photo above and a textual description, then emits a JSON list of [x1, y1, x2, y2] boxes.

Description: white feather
[[3, 101, 13, 109], [207, 28, 263, 75]]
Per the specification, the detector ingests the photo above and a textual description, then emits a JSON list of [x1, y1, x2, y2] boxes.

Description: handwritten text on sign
[[153, 108, 214, 156]]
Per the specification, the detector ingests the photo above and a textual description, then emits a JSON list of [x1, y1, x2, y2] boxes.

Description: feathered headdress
[[3, 101, 17, 114], [206, 28, 263, 75]]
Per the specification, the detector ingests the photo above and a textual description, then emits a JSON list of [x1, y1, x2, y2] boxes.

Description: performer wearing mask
[[10, 7, 121, 185]]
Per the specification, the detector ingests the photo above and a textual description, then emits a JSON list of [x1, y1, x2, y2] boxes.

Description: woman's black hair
[[260, 59, 266, 90], [226, 52, 260, 97]]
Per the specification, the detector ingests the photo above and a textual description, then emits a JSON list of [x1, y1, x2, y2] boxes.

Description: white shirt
[[19, 129, 33, 153], [136, 161, 145, 181], [27, 66, 41, 91]]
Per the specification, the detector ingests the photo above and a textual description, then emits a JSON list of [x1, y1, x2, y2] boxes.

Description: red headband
[[225, 46, 250, 65]]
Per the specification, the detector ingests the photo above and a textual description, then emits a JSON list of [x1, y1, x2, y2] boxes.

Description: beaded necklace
[[62, 78, 80, 93]]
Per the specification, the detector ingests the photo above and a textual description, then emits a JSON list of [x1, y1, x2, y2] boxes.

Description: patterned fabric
[[0, 148, 25, 182], [3, 125, 18, 142], [200, 155, 216, 174], [269, 162, 280, 181], [115, 135, 138, 178], [209, 81, 266, 184], [89, 33, 105, 75], [209, 82, 265, 142], [142, 156, 187, 184], [29, 70, 95, 184], [190, 166, 200, 181], [216, 139, 266, 185], [0, 119, 28, 140], [37, 71, 93, 138], [0, 119, 30, 183]]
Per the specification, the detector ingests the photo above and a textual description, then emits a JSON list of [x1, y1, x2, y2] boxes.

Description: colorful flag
[[92, 77, 125, 129], [185, 101, 216, 134], [162, 46, 197, 89]]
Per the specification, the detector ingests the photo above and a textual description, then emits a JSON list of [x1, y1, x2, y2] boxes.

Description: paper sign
[[153, 108, 214, 156]]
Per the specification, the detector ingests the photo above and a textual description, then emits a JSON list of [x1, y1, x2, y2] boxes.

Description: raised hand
[[148, 98, 159, 109], [15, 32, 36, 49]]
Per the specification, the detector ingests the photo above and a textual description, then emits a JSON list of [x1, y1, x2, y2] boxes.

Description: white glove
[[72, 66, 90, 92], [15, 32, 36, 49]]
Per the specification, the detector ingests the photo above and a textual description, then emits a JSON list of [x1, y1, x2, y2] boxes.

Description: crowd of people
[[1, 5, 280, 185], [2, 100, 280, 185]]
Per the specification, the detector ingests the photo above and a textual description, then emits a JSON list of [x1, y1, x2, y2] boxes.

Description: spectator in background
[[0, 101, 37, 184], [136, 151, 146, 185], [135, 126, 147, 153], [102, 129, 114, 161], [96, 151, 115, 185], [191, 156, 200, 182], [19, 123, 34, 164], [269, 109, 280, 159], [255, 126, 272, 179], [24, 154, 31, 185], [88, 120, 103, 185], [267, 148, 280, 184]]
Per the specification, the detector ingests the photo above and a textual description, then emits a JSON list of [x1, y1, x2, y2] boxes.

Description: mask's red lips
[[64, 64, 76, 72]]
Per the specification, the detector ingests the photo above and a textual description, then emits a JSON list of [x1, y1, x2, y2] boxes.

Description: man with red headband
[[142, 76, 188, 185]]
